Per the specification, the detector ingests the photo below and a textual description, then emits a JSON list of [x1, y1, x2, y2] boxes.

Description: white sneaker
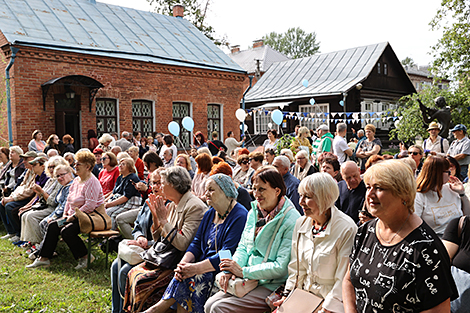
[[1, 234, 14, 240], [26, 258, 50, 268], [8, 235, 20, 242], [75, 254, 95, 270]]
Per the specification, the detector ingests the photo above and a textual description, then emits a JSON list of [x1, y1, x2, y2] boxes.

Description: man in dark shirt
[[208, 131, 227, 156], [273, 155, 302, 214], [335, 161, 366, 223]]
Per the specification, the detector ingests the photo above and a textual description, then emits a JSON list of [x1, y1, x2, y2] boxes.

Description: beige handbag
[[278, 217, 324, 313], [215, 206, 293, 298], [74, 204, 112, 233]]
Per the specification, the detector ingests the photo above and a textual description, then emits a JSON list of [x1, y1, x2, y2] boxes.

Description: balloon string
[[176, 136, 189, 155]]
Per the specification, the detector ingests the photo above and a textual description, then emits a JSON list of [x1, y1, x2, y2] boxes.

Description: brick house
[[405, 65, 450, 93], [0, 0, 246, 150]]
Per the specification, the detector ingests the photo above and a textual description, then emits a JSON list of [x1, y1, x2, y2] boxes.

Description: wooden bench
[[86, 230, 120, 269]]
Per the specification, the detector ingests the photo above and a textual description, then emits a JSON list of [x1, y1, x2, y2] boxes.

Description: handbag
[[118, 239, 145, 265], [277, 217, 324, 313], [215, 206, 294, 298], [74, 204, 112, 234], [140, 227, 184, 269], [31, 198, 48, 210]]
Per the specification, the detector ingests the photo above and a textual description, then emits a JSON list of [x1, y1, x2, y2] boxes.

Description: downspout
[[241, 75, 254, 147], [6, 46, 19, 147]]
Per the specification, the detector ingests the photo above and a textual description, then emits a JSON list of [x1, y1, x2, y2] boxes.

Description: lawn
[[0, 225, 116, 312]]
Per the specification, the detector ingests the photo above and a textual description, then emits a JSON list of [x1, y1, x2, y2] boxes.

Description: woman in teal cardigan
[[205, 167, 301, 313]]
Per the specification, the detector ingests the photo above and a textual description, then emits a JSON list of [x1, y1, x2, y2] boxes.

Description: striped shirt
[[64, 175, 104, 216]]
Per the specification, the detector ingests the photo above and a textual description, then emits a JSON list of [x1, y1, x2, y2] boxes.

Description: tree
[[262, 27, 320, 59], [389, 84, 470, 143], [430, 0, 470, 81], [147, 0, 225, 45], [401, 57, 416, 69]]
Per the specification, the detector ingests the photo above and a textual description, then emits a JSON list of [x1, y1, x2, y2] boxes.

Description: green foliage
[[401, 57, 416, 68], [430, 0, 470, 81], [276, 134, 294, 155], [262, 27, 320, 59], [389, 85, 470, 142], [147, 0, 225, 45]]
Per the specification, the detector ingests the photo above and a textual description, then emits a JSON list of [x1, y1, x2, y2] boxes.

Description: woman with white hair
[[274, 173, 357, 313], [292, 150, 317, 181], [19, 156, 69, 246], [98, 133, 114, 153], [1, 146, 26, 197]]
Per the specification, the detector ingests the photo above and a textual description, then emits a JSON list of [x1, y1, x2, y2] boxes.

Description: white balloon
[[268, 122, 273, 128], [239, 124, 248, 132], [235, 109, 246, 122]]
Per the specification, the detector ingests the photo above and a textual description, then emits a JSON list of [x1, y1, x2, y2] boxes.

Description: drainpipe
[[6, 46, 19, 147], [241, 75, 254, 147]]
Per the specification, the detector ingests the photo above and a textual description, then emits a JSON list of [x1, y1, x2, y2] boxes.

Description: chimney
[[253, 39, 263, 48], [231, 45, 240, 54], [173, 4, 184, 18]]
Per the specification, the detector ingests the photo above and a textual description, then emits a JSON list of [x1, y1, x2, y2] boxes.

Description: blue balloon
[[302, 79, 309, 88], [168, 121, 180, 137], [271, 109, 283, 125], [339, 100, 344, 107], [309, 98, 315, 105], [182, 116, 194, 132]]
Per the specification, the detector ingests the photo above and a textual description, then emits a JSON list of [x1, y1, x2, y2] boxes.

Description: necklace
[[377, 212, 411, 244], [217, 199, 234, 220], [312, 219, 329, 236]]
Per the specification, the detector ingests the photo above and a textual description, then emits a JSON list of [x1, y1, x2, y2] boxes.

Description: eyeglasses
[[48, 165, 55, 170], [297, 157, 306, 160], [240, 160, 249, 165], [443, 170, 451, 175], [249, 158, 254, 162], [150, 181, 161, 186], [409, 152, 421, 156], [101, 157, 108, 161], [56, 173, 68, 178]]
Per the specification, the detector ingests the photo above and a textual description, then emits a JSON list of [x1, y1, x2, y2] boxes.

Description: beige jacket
[[12, 169, 36, 202], [285, 207, 357, 313], [153, 190, 207, 252]]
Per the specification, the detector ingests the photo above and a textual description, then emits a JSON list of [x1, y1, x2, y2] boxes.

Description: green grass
[[0, 225, 116, 312]]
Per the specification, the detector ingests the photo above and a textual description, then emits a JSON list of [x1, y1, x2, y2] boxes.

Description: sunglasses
[[101, 157, 108, 161], [240, 160, 249, 165], [409, 152, 421, 156]]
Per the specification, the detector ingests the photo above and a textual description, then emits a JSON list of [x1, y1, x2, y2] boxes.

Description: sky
[[99, 0, 443, 66]]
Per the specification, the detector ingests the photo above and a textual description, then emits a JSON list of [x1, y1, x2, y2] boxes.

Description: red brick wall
[[1, 46, 246, 150]]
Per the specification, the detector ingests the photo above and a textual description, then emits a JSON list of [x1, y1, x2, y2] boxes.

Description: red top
[[135, 158, 145, 180], [98, 166, 120, 196], [89, 137, 99, 151]]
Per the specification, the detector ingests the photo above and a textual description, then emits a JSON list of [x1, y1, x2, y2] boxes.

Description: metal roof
[[0, 0, 245, 73], [229, 45, 290, 73], [245, 42, 389, 103]]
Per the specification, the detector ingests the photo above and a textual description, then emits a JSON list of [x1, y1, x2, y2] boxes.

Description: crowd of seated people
[[1, 125, 470, 313]]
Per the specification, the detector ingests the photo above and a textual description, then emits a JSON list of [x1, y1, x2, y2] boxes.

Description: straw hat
[[427, 122, 440, 131]]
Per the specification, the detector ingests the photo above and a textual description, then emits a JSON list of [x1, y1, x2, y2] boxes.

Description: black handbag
[[31, 198, 48, 210], [140, 227, 184, 269]]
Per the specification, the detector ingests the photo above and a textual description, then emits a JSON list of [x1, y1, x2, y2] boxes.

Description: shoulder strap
[[423, 139, 427, 150], [295, 217, 309, 288], [458, 216, 466, 240], [440, 137, 444, 153], [263, 204, 293, 263]]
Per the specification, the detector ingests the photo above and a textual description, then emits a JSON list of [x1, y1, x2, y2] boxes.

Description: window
[[384, 63, 388, 75], [377, 62, 381, 74], [254, 109, 274, 134], [360, 100, 394, 129], [96, 99, 117, 137], [172, 102, 191, 149], [207, 104, 221, 138], [132, 100, 153, 137], [299, 104, 329, 130]]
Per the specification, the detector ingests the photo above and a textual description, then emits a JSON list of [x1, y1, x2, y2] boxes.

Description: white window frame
[[299, 103, 330, 130]]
